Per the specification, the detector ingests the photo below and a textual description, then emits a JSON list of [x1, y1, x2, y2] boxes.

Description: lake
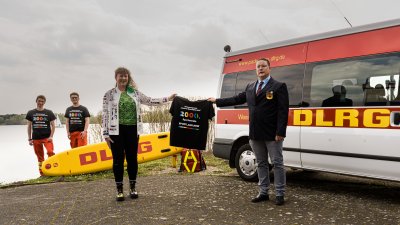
[[0, 125, 68, 184], [0, 124, 165, 184], [0, 125, 105, 184]]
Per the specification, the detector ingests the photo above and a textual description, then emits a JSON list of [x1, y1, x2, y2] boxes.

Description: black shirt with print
[[169, 96, 215, 150], [64, 105, 90, 132], [26, 109, 56, 140]]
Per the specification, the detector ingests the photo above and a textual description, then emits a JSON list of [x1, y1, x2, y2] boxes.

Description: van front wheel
[[235, 144, 258, 182]]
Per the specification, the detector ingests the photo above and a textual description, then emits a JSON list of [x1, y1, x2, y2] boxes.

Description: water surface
[[0, 125, 83, 184]]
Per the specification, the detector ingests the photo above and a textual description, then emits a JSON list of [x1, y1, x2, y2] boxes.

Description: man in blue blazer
[[208, 58, 289, 205]]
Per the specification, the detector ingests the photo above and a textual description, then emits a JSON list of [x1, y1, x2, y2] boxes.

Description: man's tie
[[256, 81, 264, 96]]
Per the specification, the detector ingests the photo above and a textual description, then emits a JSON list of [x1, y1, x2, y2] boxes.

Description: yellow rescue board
[[42, 132, 182, 176]]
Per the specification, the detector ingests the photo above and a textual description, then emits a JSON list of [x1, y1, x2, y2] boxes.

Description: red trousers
[[70, 131, 87, 148], [33, 138, 54, 162], [33, 138, 54, 176]]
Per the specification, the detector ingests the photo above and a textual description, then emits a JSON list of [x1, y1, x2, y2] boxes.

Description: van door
[[270, 65, 304, 168], [301, 53, 400, 181]]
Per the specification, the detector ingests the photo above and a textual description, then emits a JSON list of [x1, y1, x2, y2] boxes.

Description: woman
[[102, 67, 175, 201]]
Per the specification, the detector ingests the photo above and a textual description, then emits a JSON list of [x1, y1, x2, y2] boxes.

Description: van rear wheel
[[235, 144, 258, 182]]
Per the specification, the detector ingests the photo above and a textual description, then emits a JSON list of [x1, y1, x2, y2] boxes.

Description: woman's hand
[[168, 93, 177, 101], [105, 137, 114, 149]]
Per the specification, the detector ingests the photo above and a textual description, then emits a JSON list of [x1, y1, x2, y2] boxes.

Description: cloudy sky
[[1, 0, 399, 115]]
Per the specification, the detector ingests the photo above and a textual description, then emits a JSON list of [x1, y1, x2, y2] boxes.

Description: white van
[[213, 18, 400, 182]]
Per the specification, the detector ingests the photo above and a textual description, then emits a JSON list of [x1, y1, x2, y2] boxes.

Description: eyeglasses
[[71, 96, 79, 99]]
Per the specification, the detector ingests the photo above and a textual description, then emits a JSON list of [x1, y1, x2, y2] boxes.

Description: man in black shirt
[[26, 95, 56, 176], [169, 96, 215, 150], [64, 92, 90, 148]]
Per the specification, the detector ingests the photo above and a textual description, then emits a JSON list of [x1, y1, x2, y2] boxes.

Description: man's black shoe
[[275, 196, 284, 205], [251, 194, 269, 203]]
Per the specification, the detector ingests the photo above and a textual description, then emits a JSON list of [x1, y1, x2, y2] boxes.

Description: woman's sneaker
[[116, 192, 125, 201], [129, 188, 138, 199], [116, 183, 124, 201]]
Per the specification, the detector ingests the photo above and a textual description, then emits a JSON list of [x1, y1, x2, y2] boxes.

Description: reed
[[142, 104, 172, 133], [88, 112, 103, 144]]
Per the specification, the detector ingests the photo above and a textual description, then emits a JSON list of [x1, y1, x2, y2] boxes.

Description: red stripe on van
[[307, 26, 400, 63], [216, 109, 295, 125], [223, 26, 400, 74], [223, 44, 307, 74], [216, 108, 400, 129]]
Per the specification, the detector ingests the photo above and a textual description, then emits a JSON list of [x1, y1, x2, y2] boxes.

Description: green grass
[[202, 151, 233, 174], [138, 156, 174, 176], [0, 151, 234, 188]]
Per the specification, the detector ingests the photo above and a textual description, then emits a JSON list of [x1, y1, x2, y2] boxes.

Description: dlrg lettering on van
[[213, 18, 400, 182]]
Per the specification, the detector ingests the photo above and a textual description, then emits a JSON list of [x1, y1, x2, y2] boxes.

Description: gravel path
[[1, 170, 399, 224]]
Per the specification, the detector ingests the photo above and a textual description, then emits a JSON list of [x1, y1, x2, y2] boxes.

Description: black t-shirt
[[26, 109, 56, 140], [64, 105, 90, 132], [169, 96, 215, 150]]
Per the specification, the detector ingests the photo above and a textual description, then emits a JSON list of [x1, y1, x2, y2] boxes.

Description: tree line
[[0, 114, 27, 125]]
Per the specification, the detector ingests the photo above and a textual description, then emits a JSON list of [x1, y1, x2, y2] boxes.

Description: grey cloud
[[1, 0, 400, 114], [173, 22, 228, 59]]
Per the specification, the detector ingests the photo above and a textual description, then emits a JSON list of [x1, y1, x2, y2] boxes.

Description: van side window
[[385, 75, 400, 105], [272, 64, 304, 107], [304, 53, 400, 107], [234, 71, 256, 108], [236, 71, 255, 95], [232, 65, 304, 108], [364, 81, 388, 106], [219, 73, 237, 108], [220, 73, 236, 98]]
